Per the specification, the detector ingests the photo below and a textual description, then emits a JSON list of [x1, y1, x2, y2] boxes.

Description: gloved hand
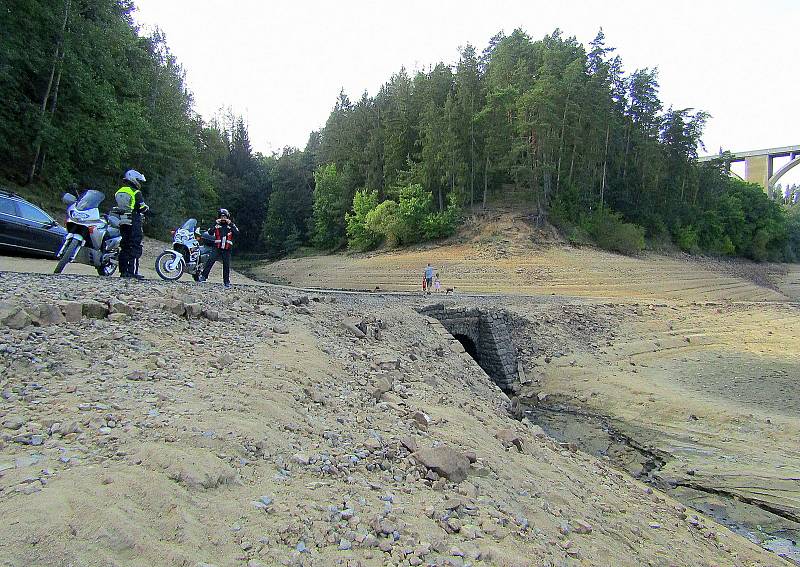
[[140, 203, 150, 214]]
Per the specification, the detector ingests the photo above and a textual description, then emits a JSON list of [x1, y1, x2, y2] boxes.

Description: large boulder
[[82, 299, 109, 319], [34, 303, 67, 326], [108, 298, 134, 316], [58, 301, 83, 323], [0, 303, 32, 330], [412, 445, 471, 483], [183, 302, 204, 319], [161, 299, 185, 316]]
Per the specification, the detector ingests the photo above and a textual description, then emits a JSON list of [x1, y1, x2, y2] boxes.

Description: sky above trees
[[132, 0, 799, 162]]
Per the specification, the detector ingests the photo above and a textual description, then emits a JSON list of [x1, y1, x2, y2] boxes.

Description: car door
[[0, 195, 22, 251], [16, 200, 61, 255]]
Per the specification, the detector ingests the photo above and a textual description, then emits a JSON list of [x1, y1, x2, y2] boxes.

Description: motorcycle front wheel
[[155, 251, 185, 281], [54, 240, 81, 274], [97, 259, 117, 277]]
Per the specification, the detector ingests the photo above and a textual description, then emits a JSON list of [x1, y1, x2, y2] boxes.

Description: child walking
[[434, 272, 441, 292]]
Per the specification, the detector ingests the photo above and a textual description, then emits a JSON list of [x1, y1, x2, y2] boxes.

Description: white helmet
[[123, 169, 146, 189]]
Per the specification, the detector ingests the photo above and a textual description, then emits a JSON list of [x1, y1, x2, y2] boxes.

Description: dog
[[445, 287, 455, 295]]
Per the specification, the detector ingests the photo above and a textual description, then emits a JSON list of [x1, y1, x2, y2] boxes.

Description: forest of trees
[[2, 0, 798, 261]]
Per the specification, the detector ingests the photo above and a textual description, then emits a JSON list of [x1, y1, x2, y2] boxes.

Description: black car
[[0, 190, 67, 258]]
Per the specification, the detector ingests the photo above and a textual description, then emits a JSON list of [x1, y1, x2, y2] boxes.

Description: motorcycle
[[54, 189, 122, 276], [154, 218, 214, 281]]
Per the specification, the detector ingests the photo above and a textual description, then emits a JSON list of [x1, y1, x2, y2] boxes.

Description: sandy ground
[[253, 211, 800, 302], [511, 299, 800, 555], [0, 211, 798, 566], [0, 273, 788, 567], [249, 210, 800, 561], [0, 238, 262, 287]]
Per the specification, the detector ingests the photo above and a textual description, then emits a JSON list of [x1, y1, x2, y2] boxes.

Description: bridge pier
[[745, 155, 772, 189]]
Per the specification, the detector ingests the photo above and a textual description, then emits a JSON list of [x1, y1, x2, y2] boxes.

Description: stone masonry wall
[[419, 304, 519, 391]]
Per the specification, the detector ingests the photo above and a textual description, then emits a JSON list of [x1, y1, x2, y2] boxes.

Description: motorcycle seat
[[106, 213, 121, 228]]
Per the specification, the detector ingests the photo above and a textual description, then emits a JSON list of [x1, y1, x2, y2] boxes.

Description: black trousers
[[201, 248, 231, 285], [119, 216, 143, 275]]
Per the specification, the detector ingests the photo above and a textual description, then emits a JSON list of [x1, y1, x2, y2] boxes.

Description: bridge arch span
[[769, 155, 800, 190]]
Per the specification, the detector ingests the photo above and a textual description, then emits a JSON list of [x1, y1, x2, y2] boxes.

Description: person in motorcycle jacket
[[198, 208, 239, 288], [114, 170, 149, 279]]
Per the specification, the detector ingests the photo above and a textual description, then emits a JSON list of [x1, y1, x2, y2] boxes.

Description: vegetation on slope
[[2, 1, 797, 260]]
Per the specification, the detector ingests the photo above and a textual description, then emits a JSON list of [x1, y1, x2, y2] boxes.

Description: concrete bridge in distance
[[698, 145, 800, 192]]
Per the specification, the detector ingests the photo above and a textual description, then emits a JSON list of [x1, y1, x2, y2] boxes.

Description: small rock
[[495, 428, 525, 452], [573, 520, 593, 534], [108, 299, 134, 316], [2, 416, 26, 430], [291, 453, 310, 466], [184, 303, 204, 319], [342, 320, 366, 339]]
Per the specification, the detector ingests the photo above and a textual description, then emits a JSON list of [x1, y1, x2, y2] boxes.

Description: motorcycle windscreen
[[75, 190, 105, 211], [180, 218, 198, 232]]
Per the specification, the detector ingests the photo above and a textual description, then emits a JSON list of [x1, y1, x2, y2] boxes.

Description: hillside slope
[[252, 210, 799, 302]]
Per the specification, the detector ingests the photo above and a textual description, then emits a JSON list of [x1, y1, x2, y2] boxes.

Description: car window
[[17, 201, 53, 224], [0, 196, 16, 215]]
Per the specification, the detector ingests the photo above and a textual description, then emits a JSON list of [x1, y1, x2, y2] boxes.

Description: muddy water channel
[[522, 400, 800, 565]]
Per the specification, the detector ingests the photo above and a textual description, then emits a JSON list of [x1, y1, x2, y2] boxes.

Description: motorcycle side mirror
[[62, 193, 77, 206]]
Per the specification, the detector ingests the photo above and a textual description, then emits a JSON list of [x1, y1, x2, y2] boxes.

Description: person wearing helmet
[[114, 169, 149, 279], [198, 208, 239, 288]]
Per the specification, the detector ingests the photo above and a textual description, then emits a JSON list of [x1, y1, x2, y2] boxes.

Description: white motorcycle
[[54, 189, 122, 276], [154, 218, 214, 282]]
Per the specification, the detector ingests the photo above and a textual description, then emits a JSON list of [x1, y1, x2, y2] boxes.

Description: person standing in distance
[[115, 169, 148, 279], [424, 263, 434, 295], [199, 208, 239, 288]]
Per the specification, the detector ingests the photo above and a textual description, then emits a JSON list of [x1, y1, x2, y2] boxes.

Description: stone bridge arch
[[419, 304, 519, 392]]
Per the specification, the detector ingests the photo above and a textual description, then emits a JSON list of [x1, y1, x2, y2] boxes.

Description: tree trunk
[[600, 124, 610, 211], [483, 155, 489, 208], [28, 0, 70, 183], [40, 27, 68, 175], [555, 94, 569, 196], [469, 105, 475, 208]]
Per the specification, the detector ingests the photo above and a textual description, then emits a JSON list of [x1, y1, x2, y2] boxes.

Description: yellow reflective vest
[[115, 185, 141, 213]]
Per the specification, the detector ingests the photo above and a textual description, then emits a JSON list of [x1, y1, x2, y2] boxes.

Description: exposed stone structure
[[420, 304, 519, 391]]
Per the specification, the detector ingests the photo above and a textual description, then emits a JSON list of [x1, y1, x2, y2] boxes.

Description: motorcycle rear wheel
[[155, 251, 185, 281], [54, 240, 80, 274]]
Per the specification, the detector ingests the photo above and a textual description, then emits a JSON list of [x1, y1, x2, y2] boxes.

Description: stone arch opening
[[453, 333, 480, 362]]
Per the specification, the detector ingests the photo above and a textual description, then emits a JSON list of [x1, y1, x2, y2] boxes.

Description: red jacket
[[210, 222, 238, 250]]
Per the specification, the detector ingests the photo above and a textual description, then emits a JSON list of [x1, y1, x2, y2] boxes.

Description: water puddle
[[523, 402, 800, 565]]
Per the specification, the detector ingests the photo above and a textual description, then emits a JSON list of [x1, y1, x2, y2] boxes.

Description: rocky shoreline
[[0, 272, 785, 566]]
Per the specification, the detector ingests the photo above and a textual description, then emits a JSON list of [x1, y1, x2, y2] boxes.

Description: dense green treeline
[[310, 29, 797, 260], [1, 2, 797, 260]]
